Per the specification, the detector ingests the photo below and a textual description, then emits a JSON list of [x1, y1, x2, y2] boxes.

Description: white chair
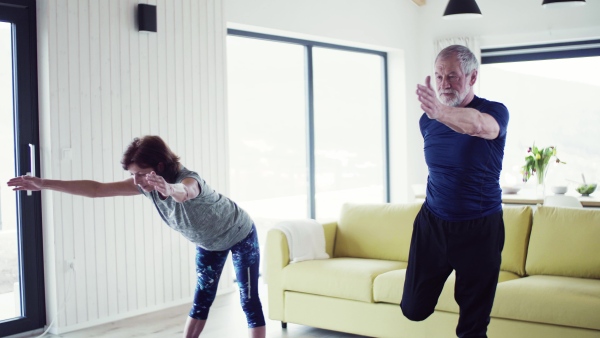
[[411, 184, 426, 203], [543, 195, 583, 208]]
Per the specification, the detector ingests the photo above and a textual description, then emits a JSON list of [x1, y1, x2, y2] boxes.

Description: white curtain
[[434, 37, 481, 93], [434, 37, 481, 62]]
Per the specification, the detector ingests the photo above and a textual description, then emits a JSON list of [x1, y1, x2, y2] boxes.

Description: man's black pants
[[400, 205, 505, 338]]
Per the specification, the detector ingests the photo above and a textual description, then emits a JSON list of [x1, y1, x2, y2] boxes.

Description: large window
[[479, 41, 600, 193], [313, 47, 386, 220], [226, 31, 389, 236]]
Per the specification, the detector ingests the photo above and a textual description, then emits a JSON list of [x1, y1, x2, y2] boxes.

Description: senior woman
[[7, 135, 266, 338]]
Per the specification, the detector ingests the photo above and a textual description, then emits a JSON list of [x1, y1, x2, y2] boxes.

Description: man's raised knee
[[400, 302, 433, 322]]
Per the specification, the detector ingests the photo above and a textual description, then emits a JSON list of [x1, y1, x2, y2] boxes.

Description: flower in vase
[[521, 144, 566, 184]]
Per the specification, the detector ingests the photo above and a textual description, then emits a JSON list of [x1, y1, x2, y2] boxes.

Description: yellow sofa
[[265, 203, 600, 338]]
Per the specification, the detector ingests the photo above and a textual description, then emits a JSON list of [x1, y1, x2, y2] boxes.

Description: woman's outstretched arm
[[6, 175, 140, 198]]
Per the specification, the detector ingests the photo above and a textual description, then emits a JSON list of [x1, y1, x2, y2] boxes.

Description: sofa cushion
[[526, 206, 600, 279], [373, 269, 520, 307], [334, 203, 422, 261], [492, 275, 600, 330], [435, 271, 522, 314], [283, 258, 406, 303], [373, 269, 406, 304], [501, 205, 532, 276]]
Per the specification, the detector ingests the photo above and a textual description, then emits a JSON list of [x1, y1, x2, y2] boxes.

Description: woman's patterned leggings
[[189, 224, 265, 328]]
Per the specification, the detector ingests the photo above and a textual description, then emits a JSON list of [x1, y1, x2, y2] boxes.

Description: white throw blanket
[[273, 219, 330, 263]]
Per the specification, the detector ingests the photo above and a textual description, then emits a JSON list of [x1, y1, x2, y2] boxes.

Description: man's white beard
[[438, 85, 470, 107]]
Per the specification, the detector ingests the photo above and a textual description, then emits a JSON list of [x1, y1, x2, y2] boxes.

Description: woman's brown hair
[[121, 135, 181, 183]]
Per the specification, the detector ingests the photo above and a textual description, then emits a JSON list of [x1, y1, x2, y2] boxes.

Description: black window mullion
[[382, 55, 391, 203], [304, 45, 316, 219]]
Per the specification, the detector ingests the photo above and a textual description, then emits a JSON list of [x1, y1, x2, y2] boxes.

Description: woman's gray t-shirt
[[138, 167, 253, 251]]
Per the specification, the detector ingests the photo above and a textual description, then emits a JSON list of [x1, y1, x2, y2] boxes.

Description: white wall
[[36, 0, 232, 333], [225, 0, 600, 196], [420, 0, 600, 49]]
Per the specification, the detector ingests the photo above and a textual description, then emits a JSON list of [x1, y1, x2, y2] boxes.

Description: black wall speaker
[[138, 4, 157, 32]]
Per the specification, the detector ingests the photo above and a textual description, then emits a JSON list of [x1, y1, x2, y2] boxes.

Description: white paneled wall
[[36, 0, 232, 333]]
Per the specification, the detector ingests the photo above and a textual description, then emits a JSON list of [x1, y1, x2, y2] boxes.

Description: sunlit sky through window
[[489, 56, 600, 87]]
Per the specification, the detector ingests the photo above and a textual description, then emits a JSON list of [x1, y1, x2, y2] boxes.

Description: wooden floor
[[36, 282, 368, 338]]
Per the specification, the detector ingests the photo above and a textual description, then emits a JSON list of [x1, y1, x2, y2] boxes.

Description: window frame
[[0, 0, 45, 336], [481, 39, 600, 64], [227, 29, 391, 218]]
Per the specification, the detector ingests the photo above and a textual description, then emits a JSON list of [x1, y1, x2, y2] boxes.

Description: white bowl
[[551, 186, 568, 195], [502, 186, 521, 194]]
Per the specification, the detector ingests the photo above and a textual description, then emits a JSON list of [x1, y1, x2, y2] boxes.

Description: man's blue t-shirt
[[420, 95, 509, 221]]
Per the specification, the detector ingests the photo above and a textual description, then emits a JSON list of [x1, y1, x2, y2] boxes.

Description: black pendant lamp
[[542, 0, 586, 8], [443, 0, 482, 19]]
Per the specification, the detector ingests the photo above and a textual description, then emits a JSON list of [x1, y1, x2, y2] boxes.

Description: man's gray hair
[[436, 45, 479, 76]]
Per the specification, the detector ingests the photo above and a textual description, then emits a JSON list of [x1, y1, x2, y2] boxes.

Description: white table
[[414, 190, 600, 208]]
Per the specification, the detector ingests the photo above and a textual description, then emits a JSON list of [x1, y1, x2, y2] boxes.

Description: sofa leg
[[281, 321, 287, 329]]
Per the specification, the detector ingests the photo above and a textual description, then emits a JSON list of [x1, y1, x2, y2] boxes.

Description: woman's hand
[[145, 171, 173, 198], [7, 175, 43, 191], [145, 172, 197, 202]]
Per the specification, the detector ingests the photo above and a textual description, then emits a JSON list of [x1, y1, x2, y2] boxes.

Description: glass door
[[0, 21, 21, 322], [0, 0, 45, 336]]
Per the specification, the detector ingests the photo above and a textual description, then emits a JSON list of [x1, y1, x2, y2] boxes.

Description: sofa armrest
[[265, 228, 289, 321], [322, 221, 338, 258], [265, 221, 338, 321]]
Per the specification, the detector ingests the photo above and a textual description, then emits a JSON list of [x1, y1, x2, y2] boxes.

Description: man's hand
[[7, 175, 43, 191], [145, 171, 173, 198], [416, 76, 446, 120]]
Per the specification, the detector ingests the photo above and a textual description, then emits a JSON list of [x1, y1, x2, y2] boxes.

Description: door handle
[[27, 143, 36, 196]]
